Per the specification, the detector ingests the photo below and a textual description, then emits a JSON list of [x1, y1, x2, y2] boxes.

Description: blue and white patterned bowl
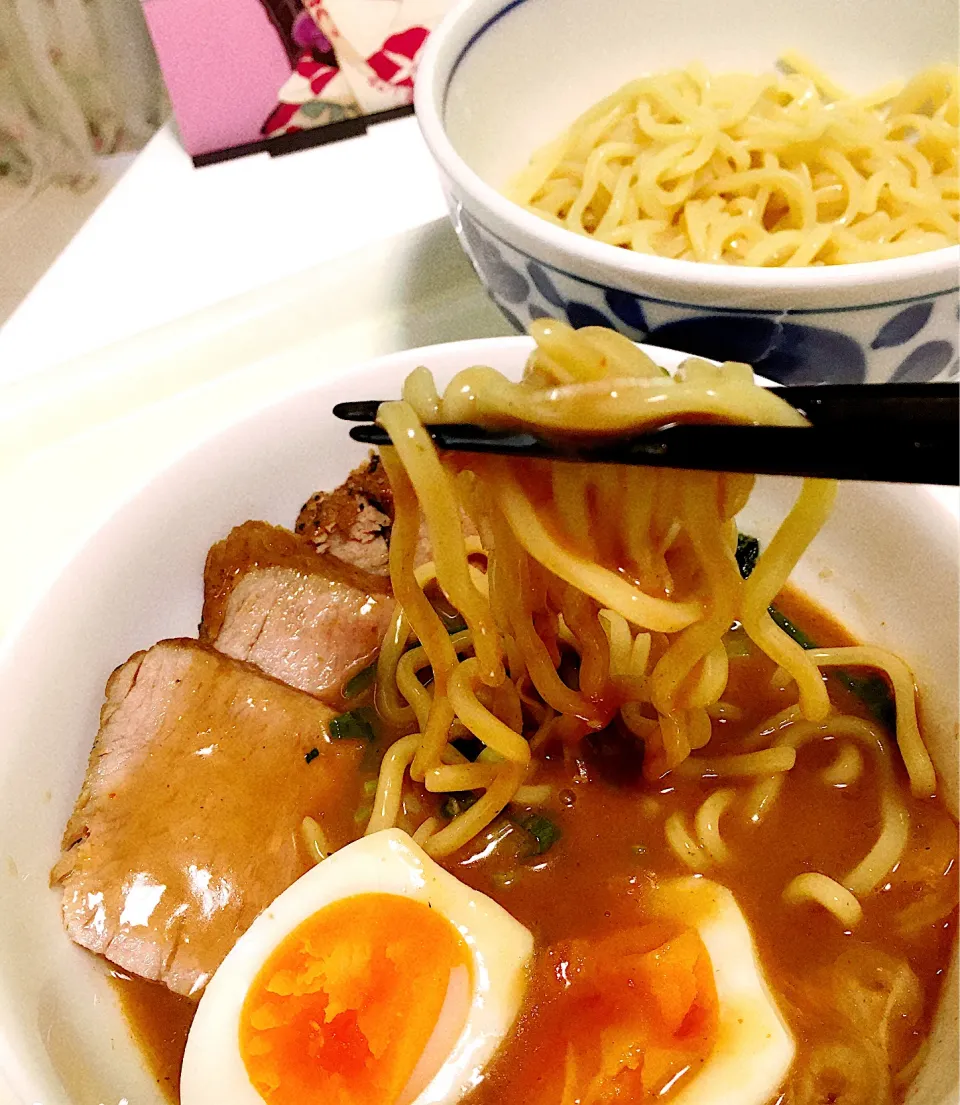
[[415, 0, 959, 384]]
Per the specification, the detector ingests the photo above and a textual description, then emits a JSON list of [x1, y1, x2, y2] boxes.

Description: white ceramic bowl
[[415, 0, 960, 384], [0, 338, 956, 1103]]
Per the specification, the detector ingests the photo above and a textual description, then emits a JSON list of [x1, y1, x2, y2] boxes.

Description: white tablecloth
[[0, 116, 448, 383]]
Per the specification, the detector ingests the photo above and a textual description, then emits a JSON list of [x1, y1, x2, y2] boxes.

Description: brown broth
[[109, 972, 195, 1100], [111, 586, 958, 1104]]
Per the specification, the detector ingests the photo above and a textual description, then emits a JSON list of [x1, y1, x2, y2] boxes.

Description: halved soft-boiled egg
[[502, 876, 796, 1104], [648, 877, 796, 1105], [181, 828, 533, 1105]]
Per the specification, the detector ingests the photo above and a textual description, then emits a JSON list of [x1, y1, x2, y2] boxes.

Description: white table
[[0, 116, 450, 382]]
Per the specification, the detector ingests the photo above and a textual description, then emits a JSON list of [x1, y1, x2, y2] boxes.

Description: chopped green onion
[[723, 627, 753, 658], [344, 663, 376, 698], [441, 792, 478, 820], [491, 870, 520, 890], [353, 804, 372, 825], [329, 709, 375, 742], [517, 813, 561, 856], [362, 778, 379, 797]]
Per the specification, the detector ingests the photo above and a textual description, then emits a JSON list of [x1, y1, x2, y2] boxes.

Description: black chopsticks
[[333, 383, 959, 485]]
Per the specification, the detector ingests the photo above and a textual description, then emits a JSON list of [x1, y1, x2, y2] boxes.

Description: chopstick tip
[[350, 424, 391, 446], [334, 400, 383, 422]]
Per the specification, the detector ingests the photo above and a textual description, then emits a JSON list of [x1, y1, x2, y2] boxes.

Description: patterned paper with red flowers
[[141, 0, 454, 157]]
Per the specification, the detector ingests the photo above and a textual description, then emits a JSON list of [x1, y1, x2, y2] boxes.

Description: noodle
[[677, 746, 797, 777], [509, 58, 959, 265], [375, 539, 489, 730], [695, 788, 735, 864], [365, 734, 420, 835], [360, 321, 936, 859], [743, 713, 910, 897], [299, 816, 329, 863], [823, 742, 864, 786], [412, 816, 439, 847], [740, 479, 838, 724], [808, 646, 935, 797], [784, 873, 864, 927], [665, 811, 709, 871]]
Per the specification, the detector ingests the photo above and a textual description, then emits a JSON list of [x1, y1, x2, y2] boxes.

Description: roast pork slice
[[52, 639, 365, 997], [201, 520, 394, 704], [296, 453, 395, 575], [295, 455, 475, 579]]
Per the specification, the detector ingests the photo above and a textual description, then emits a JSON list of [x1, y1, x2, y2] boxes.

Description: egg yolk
[[479, 921, 718, 1102], [239, 893, 472, 1105]]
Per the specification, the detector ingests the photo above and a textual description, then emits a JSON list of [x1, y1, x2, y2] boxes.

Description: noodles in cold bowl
[[508, 57, 959, 265]]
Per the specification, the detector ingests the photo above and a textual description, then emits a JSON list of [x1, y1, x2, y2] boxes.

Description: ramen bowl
[[0, 337, 957, 1103], [415, 0, 960, 384]]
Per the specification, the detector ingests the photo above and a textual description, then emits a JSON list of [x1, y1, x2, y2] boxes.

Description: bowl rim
[[414, 0, 960, 297]]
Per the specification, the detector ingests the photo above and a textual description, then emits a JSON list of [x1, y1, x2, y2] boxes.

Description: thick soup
[[112, 584, 957, 1105], [53, 323, 956, 1105]]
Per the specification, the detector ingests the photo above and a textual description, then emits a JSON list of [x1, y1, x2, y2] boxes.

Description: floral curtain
[[0, 0, 166, 197]]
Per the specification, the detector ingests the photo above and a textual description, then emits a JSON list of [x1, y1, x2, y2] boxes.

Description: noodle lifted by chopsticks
[[359, 321, 936, 864]]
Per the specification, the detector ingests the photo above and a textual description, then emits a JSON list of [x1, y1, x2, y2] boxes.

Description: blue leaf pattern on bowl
[[527, 261, 566, 308], [460, 211, 500, 268], [493, 264, 531, 305], [450, 204, 958, 385], [889, 341, 956, 383], [870, 302, 934, 349], [644, 317, 867, 384], [603, 289, 648, 334], [644, 316, 781, 365], [459, 211, 530, 304], [566, 300, 620, 329]]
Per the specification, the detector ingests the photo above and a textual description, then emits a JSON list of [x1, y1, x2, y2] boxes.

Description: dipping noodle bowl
[[42, 323, 957, 1105], [415, 0, 960, 383]]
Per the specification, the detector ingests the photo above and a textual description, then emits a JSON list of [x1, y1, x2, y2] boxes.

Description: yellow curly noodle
[[361, 321, 936, 941], [509, 56, 959, 265]]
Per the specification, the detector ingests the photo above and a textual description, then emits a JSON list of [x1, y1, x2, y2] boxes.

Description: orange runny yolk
[[239, 893, 472, 1105], [521, 922, 719, 1102]]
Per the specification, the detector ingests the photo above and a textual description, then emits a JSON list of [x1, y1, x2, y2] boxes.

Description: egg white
[[649, 877, 796, 1105], [180, 828, 534, 1105]]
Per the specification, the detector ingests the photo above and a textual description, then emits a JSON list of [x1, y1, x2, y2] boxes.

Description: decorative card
[[142, 0, 452, 164]]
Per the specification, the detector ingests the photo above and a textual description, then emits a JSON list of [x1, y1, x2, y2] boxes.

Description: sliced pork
[[201, 520, 394, 704], [52, 640, 365, 997], [296, 453, 394, 575], [295, 455, 475, 579]]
